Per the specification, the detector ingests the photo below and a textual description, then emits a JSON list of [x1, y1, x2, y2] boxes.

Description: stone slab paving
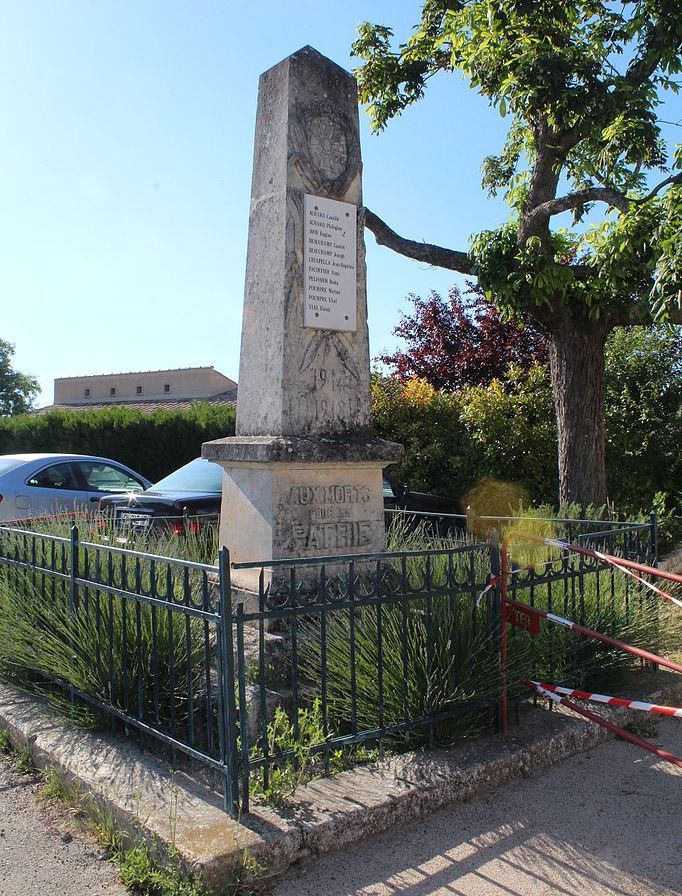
[[0, 757, 127, 896], [274, 716, 682, 896]]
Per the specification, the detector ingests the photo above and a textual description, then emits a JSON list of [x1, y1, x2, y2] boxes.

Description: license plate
[[116, 510, 152, 530]]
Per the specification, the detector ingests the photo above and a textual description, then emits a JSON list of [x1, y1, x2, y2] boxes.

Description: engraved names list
[[303, 193, 357, 331]]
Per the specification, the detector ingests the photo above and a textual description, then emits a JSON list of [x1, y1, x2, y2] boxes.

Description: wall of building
[[55, 367, 237, 405]]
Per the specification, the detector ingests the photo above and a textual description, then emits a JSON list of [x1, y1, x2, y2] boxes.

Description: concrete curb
[[1, 671, 680, 889]]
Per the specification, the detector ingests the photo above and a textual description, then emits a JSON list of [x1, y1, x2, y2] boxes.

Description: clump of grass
[[14, 744, 33, 773], [41, 764, 80, 804], [13, 510, 219, 566], [0, 574, 209, 740], [118, 843, 209, 896], [248, 698, 377, 807], [297, 519, 497, 746], [0, 727, 10, 752]]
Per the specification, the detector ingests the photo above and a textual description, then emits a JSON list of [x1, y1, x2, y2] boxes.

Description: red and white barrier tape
[[529, 680, 682, 718], [544, 537, 682, 609], [523, 679, 682, 768], [477, 574, 499, 607], [594, 549, 682, 610], [504, 596, 682, 674]]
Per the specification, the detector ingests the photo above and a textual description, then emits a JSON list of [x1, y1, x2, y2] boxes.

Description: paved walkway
[[0, 757, 126, 896], [274, 717, 682, 896]]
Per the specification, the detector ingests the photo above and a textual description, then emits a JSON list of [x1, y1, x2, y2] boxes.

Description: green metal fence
[[0, 512, 657, 817]]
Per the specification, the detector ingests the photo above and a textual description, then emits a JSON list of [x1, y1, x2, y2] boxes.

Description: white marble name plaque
[[303, 193, 357, 331]]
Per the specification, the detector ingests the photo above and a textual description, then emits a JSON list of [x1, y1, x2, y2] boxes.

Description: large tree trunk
[[548, 318, 609, 507]]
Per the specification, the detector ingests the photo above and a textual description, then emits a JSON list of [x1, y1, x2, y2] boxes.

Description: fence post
[[69, 525, 79, 706], [649, 511, 658, 566], [217, 547, 240, 816], [69, 524, 79, 613], [488, 528, 502, 732]]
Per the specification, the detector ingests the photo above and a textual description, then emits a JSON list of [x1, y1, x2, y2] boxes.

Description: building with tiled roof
[[36, 367, 238, 414]]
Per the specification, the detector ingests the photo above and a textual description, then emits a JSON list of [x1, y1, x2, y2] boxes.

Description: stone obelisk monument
[[203, 46, 402, 591]]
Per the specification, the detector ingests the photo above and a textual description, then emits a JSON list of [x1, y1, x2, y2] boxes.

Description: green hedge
[[0, 403, 236, 483], [373, 325, 682, 526]]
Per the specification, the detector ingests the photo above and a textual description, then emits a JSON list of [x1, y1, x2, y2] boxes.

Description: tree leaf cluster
[[0, 340, 39, 416], [353, 1, 682, 322], [373, 324, 681, 525]]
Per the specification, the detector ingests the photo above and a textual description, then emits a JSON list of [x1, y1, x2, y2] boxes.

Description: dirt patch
[[0, 756, 126, 896]]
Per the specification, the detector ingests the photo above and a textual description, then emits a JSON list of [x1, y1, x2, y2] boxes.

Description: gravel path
[[275, 717, 682, 896], [0, 757, 127, 896]]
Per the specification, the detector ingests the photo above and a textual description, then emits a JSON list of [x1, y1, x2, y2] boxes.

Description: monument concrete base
[[203, 435, 402, 593]]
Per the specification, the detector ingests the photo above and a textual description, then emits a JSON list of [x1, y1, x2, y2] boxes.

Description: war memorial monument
[[203, 46, 403, 591]]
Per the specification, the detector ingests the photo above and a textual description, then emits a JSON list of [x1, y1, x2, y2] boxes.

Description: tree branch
[[635, 172, 682, 203], [363, 208, 473, 274], [525, 187, 630, 228]]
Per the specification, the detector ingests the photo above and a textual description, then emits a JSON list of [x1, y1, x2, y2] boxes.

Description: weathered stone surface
[[203, 435, 402, 465], [235, 46, 369, 439], [218, 462, 386, 592], [202, 46, 401, 577]]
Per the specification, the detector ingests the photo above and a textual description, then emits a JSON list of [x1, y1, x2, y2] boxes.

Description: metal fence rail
[[0, 524, 234, 810], [0, 513, 657, 817], [230, 542, 496, 812]]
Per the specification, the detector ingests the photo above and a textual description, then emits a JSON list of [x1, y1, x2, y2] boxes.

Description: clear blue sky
[[1, 2, 678, 406]]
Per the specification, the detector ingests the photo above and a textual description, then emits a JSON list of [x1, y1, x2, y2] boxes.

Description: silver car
[[0, 453, 152, 524]]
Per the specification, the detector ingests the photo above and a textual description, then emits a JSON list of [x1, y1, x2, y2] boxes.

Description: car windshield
[[383, 476, 396, 498], [151, 458, 223, 493], [0, 458, 26, 476]]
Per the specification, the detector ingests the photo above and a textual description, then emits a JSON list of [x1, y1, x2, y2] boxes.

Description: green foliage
[[0, 339, 39, 416], [373, 324, 682, 521], [458, 364, 558, 501], [14, 745, 33, 774], [0, 402, 236, 483], [248, 699, 329, 806], [0, 727, 10, 752], [117, 844, 211, 896], [605, 325, 681, 519], [372, 364, 557, 505], [300, 526, 498, 744], [354, 2, 681, 507], [372, 374, 469, 500], [353, 2, 682, 339], [40, 765, 79, 804], [0, 571, 207, 735], [353, 2, 680, 186], [651, 150, 682, 321]]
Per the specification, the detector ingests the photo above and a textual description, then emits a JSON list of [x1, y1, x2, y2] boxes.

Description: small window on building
[[84, 388, 90, 398], [163, 384, 170, 393], [136, 385, 143, 395], [110, 387, 116, 397]]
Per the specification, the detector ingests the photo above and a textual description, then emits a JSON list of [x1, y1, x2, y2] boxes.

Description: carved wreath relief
[[308, 115, 348, 181]]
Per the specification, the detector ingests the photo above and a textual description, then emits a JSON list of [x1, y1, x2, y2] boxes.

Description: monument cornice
[[203, 435, 403, 466]]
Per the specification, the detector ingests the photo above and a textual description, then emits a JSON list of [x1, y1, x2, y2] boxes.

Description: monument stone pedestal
[[203, 436, 401, 592], [203, 46, 402, 590]]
